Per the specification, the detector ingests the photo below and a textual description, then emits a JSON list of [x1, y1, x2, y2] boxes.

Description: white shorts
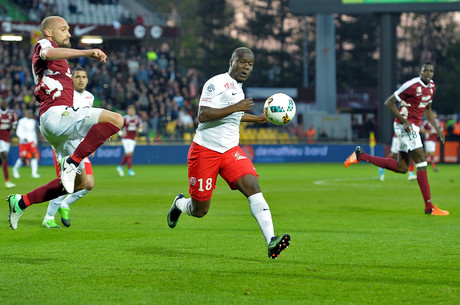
[[39, 105, 103, 162], [393, 122, 423, 153], [424, 140, 436, 153], [0, 140, 10, 153], [121, 138, 136, 154], [390, 137, 400, 154]]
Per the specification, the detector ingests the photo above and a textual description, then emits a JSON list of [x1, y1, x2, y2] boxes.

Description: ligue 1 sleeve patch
[[206, 84, 215, 93]]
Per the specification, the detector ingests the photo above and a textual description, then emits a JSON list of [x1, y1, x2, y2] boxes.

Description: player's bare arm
[[424, 105, 445, 144], [385, 94, 412, 132], [41, 47, 107, 62], [241, 113, 268, 124], [198, 98, 254, 122]]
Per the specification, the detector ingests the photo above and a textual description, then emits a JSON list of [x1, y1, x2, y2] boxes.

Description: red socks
[[416, 169, 433, 212], [127, 156, 133, 169], [359, 153, 400, 172], [71, 122, 120, 163], [2, 162, 9, 180], [22, 178, 67, 207]]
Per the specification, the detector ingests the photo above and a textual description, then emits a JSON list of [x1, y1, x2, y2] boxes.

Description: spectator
[[68, 0, 80, 14]]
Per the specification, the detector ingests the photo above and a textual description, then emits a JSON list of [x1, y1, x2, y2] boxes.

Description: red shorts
[[19, 142, 39, 159], [53, 150, 93, 178], [187, 142, 258, 201]]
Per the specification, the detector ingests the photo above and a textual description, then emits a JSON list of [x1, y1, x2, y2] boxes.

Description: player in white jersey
[[43, 67, 96, 228], [12, 109, 41, 179], [167, 47, 290, 259]]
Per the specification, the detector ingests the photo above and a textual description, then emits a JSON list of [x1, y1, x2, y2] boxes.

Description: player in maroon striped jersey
[[116, 105, 143, 177], [7, 16, 124, 230], [0, 99, 17, 189], [345, 62, 448, 216]]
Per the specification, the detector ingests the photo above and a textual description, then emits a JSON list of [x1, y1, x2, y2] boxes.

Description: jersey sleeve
[[199, 77, 224, 108], [394, 80, 415, 102]]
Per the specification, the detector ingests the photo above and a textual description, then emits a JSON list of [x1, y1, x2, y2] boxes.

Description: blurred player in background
[[116, 105, 143, 177], [12, 109, 41, 179], [7, 16, 123, 230], [167, 47, 290, 259], [0, 98, 17, 189], [345, 62, 448, 216], [421, 111, 442, 172], [43, 67, 96, 228]]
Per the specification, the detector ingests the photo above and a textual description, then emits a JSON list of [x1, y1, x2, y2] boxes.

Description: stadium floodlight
[[81, 36, 103, 44], [0, 35, 23, 41]]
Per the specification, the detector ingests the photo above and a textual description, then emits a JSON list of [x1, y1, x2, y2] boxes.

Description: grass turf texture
[[0, 163, 458, 305]]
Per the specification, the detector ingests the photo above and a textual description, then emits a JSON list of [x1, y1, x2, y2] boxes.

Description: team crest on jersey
[[206, 84, 215, 93], [190, 177, 197, 186], [233, 151, 247, 161], [416, 86, 422, 96]]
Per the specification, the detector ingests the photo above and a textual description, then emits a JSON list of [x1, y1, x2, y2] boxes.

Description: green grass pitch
[[0, 163, 458, 305]]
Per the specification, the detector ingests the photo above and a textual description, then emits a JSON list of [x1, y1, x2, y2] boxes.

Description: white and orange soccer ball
[[263, 93, 296, 125]]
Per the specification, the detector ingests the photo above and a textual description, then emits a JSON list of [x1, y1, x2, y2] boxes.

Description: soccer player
[[167, 47, 291, 259], [116, 105, 143, 177], [12, 109, 41, 179], [42, 67, 96, 228], [7, 16, 124, 230], [421, 111, 443, 172], [345, 61, 449, 216], [0, 98, 18, 189]]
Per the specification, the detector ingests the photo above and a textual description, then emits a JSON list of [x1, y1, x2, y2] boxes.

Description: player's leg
[[124, 140, 136, 176], [167, 143, 218, 228], [0, 144, 15, 188], [59, 160, 94, 227], [30, 144, 40, 178], [44, 108, 122, 193], [344, 146, 402, 172], [12, 158, 22, 179], [223, 146, 290, 259], [409, 147, 448, 216], [43, 194, 66, 229]]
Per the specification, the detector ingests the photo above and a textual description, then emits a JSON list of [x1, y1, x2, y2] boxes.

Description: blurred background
[[1, 0, 460, 164]]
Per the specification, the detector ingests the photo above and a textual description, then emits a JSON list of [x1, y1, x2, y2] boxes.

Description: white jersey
[[16, 116, 38, 144], [193, 72, 245, 153], [73, 90, 94, 108]]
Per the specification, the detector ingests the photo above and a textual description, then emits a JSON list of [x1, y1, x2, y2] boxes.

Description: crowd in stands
[[0, 39, 201, 144]]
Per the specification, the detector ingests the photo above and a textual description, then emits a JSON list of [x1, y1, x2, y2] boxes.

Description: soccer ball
[[263, 93, 296, 125]]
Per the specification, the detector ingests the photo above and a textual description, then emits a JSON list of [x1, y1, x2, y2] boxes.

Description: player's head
[[25, 109, 34, 118], [0, 98, 7, 110], [40, 16, 71, 48], [72, 67, 88, 93], [127, 105, 136, 116], [420, 61, 434, 84], [228, 47, 254, 83]]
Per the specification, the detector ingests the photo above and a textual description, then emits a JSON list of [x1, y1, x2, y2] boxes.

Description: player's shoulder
[[202, 73, 232, 94]]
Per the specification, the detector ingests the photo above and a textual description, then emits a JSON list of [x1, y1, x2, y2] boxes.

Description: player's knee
[[85, 181, 95, 191], [113, 112, 124, 129]]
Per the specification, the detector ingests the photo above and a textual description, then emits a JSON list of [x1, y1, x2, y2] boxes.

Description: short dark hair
[[230, 47, 254, 62], [73, 67, 86, 75]]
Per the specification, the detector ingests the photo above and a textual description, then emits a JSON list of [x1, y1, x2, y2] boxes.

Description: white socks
[[175, 196, 193, 216], [61, 189, 89, 209], [45, 195, 66, 221], [44, 189, 90, 220], [31, 158, 38, 176], [248, 193, 275, 245]]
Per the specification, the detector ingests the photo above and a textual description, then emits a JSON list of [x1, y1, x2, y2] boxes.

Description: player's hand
[[257, 113, 268, 124], [402, 120, 412, 133], [236, 98, 254, 112], [88, 49, 107, 63], [437, 131, 445, 144]]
